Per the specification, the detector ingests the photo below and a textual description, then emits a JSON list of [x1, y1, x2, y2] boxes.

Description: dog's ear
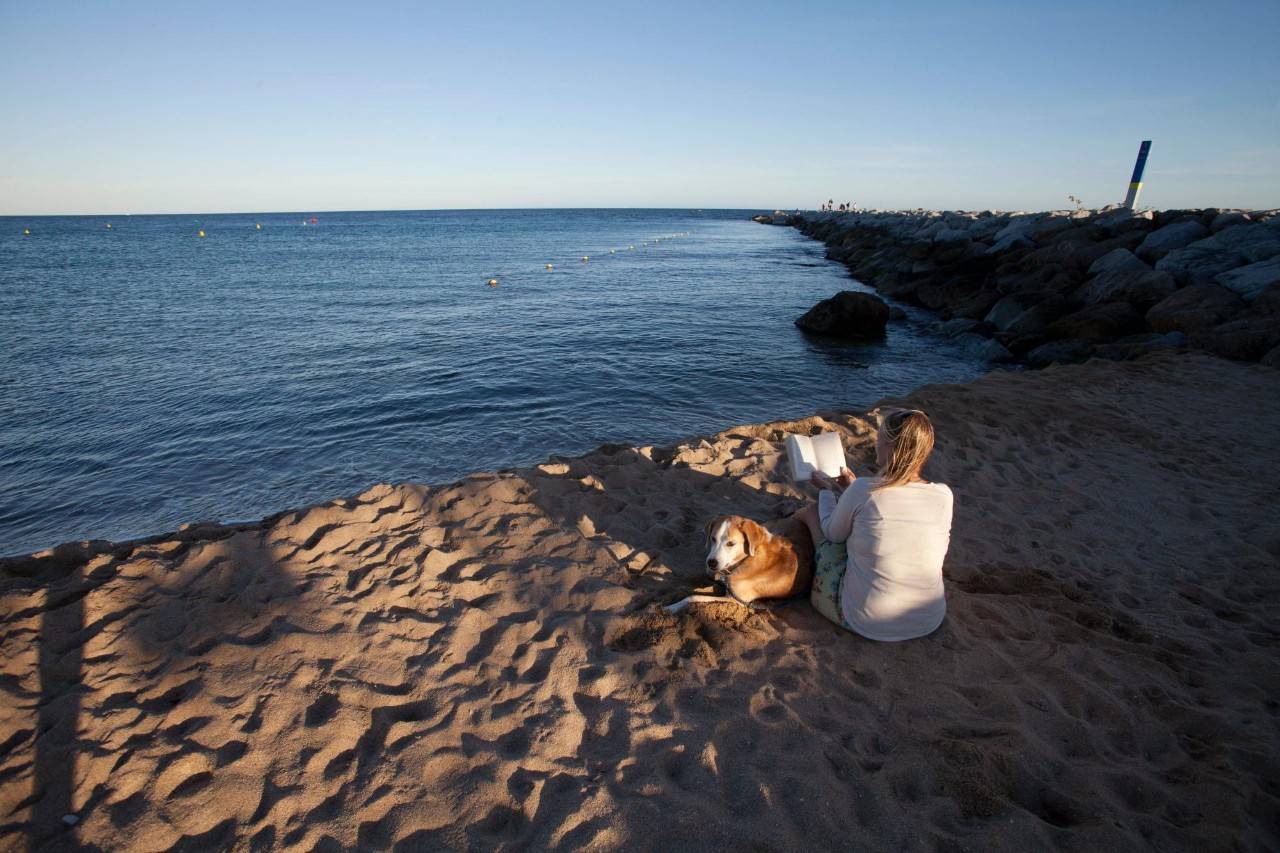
[[740, 519, 767, 556], [705, 515, 728, 544]]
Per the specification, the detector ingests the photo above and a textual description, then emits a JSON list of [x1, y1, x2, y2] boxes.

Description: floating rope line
[[482, 230, 693, 287]]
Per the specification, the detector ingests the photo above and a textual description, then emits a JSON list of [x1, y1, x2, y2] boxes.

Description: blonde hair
[[875, 409, 935, 490]]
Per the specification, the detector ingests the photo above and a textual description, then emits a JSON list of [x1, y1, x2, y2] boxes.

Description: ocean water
[[0, 209, 989, 556]]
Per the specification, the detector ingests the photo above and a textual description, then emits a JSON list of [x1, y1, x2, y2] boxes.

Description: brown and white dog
[[664, 514, 815, 614]]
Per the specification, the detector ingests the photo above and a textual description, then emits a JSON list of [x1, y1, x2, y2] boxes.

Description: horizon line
[[0, 205, 778, 219]]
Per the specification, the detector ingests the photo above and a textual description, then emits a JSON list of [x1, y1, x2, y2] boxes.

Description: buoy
[[198, 230, 205, 238], [545, 263, 553, 270], [629, 245, 634, 250], [106, 223, 112, 229], [487, 278, 498, 287], [581, 256, 589, 262], [23, 228, 30, 235], [256, 223, 262, 230], [309, 217, 318, 224]]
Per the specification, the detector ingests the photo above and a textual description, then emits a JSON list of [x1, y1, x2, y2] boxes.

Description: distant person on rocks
[[794, 408, 954, 641]]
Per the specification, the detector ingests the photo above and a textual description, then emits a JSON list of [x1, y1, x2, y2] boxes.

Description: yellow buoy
[[198, 230, 205, 238], [545, 263, 553, 270], [629, 245, 634, 250], [106, 223, 112, 229], [256, 223, 262, 230], [581, 256, 589, 262], [23, 228, 30, 235], [609, 249, 615, 254], [487, 278, 498, 287]]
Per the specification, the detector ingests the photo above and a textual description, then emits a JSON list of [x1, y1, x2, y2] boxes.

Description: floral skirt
[[809, 539, 852, 629]]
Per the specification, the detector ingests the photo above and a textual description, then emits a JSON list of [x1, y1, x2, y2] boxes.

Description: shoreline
[[2, 350, 1277, 849]]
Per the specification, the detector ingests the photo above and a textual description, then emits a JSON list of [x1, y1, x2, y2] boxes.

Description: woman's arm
[[817, 479, 866, 542]]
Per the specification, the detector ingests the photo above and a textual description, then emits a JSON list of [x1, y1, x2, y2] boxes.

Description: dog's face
[[705, 515, 754, 580]]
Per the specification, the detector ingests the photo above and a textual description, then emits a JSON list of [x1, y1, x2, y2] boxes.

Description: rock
[[62, 815, 79, 826], [1091, 331, 1188, 361], [1027, 215, 1075, 241], [1215, 257, 1280, 301], [1146, 283, 1247, 334], [956, 333, 1015, 363], [1210, 223, 1280, 263], [1155, 243, 1247, 287], [983, 296, 1031, 332], [985, 232, 1035, 255], [1047, 302, 1144, 342], [1094, 208, 1153, 230], [795, 290, 889, 339], [1252, 284, 1280, 316], [1079, 266, 1177, 308], [1087, 248, 1149, 277], [1004, 295, 1076, 338], [1210, 211, 1250, 232], [992, 216, 1038, 243], [933, 227, 972, 243], [1261, 344, 1280, 368], [1192, 316, 1280, 361], [937, 318, 980, 338], [1136, 220, 1210, 262], [1026, 339, 1094, 367]]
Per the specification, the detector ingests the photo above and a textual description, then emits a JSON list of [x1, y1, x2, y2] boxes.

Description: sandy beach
[[2, 351, 1278, 851]]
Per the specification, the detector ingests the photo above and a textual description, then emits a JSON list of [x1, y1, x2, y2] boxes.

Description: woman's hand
[[836, 467, 856, 489], [808, 470, 834, 491]]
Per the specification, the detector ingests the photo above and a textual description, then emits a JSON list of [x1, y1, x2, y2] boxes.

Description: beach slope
[[2, 352, 1277, 851]]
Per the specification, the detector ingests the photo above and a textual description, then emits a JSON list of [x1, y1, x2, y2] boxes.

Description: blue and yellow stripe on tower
[[1123, 140, 1152, 209]]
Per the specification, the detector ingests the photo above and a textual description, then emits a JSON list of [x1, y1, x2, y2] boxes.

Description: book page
[[785, 434, 818, 481], [811, 432, 847, 478]]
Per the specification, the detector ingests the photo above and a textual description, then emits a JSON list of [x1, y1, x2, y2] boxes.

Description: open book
[[785, 432, 847, 482]]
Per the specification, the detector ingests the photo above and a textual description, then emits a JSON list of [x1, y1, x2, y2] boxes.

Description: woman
[[794, 408, 954, 641]]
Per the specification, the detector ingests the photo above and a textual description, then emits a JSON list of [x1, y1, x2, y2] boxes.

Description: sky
[[1, 0, 1277, 215]]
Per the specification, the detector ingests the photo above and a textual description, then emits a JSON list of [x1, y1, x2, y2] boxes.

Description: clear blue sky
[[2, 0, 1277, 215]]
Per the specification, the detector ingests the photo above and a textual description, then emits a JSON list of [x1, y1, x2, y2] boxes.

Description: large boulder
[[1155, 243, 1247, 286], [1215, 257, 1280, 301], [1087, 247, 1149, 277], [985, 232, 1035, 255], [1026, 339, 1094, 367], [1192, 316, 1280, 361], [1145, 284, 1247, 334], [1210, 211, 1251, 232], [983, 295, 1031, 331], [795, 290, 890, 339], [1079, 266, 1177, 308], [956, 333, 1015, 363], [1091, 331, 1188, 361], [1252, 284, 1280, 316], [1136, 220, 1210, 262], [1046, 302, 1144, 342], [1004, 295, 1076, 338], [1211, 223, 1280, 264], [936, 318, 982, 338]]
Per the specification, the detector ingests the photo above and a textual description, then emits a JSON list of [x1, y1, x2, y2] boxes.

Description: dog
[[664, 514, 814, 614]]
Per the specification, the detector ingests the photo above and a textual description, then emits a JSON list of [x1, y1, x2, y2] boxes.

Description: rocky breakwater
[[756, 207, 1280, 366]]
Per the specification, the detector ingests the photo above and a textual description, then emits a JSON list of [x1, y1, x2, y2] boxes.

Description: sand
[[2, 351, 1278, 852]]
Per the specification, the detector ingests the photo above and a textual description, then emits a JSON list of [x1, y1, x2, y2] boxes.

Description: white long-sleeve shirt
[[818, 476, 954, 641]]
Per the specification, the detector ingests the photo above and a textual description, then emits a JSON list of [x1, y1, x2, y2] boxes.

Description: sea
[[0, 209, 991, 556]]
